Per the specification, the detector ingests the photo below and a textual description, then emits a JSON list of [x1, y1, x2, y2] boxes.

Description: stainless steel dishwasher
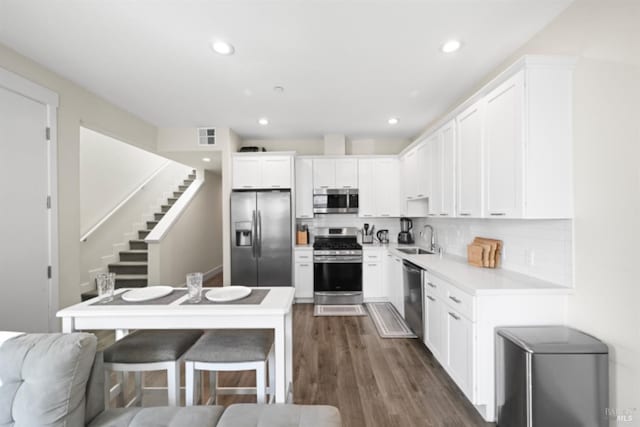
[[402, 260, 423, 339]]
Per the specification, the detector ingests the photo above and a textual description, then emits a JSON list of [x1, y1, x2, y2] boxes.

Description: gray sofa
[[0, 333, 341, 427]]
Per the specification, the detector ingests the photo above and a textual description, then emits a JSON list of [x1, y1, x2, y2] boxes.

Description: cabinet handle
[[363, 214, 373, 217], [320, 186, 329, 189], [439, 213, 449, 216], [381, 214, 390, 217], [368, 264, 377, 267], [490, 212, 506, 216], [428, 214, 437, 217], [427, 296, 435, 302], [271, 185, 281, 188], [299, 256, 309, 259], [299, 264, 310, 267], [427, 282, 436, 288], [449, 296, 462, 304], [459, 213, 471, 216], [448, 312, 460, 320], [242, 185, 252, 188], [343, 186, 352, 189], [367, 255, 377, 258], [417, 194, 424, 198]]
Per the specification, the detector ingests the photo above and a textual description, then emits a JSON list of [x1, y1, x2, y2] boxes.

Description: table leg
[[285, 309, 293, 402], [274, 318, 285, 403], [61, 317, 75, 333]]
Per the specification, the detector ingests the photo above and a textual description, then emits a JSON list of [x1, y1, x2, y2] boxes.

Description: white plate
[[122, 286, 174, 302], [205, 286, 251, 302]]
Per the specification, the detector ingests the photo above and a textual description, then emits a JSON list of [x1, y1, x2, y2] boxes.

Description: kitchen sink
[[397, 247, 434, 255]]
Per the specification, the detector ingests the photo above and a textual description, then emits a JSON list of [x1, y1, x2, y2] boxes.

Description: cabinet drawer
[[363, 251, 382, 262], [445, 284, 474, 321], [294, 250, 313, 262], [423, 272, 447, 299]]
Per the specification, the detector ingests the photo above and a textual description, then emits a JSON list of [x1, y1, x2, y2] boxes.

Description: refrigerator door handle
[[252, 210, 257, 258], [257, 210, 262, 258]]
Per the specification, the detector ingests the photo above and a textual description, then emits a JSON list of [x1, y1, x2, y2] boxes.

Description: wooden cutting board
[[467, 244, 484, 267], [473, 237, 503, 268]]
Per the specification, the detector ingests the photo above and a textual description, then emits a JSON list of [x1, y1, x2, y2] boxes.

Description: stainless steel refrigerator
[[231, 190, 292, 286]]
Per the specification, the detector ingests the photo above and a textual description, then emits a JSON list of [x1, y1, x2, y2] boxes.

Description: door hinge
[[47, 265, 52, 279], [46, 195, 51, 209], [45, 127, 51, 141]]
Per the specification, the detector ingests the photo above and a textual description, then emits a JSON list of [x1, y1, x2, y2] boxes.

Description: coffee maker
[[398, 218, 414, 244]]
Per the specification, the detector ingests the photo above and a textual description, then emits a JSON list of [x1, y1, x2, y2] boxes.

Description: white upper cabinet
[[440, 120, 456, 217], [232, 154, 292, 189], [456, 101, 484, 217], [358, 159, 376, 218], [358, 157, 401, 218], [295, 158, 314, 219], [403, 148, 419, 199], [335, 158, 358, 188], [373, 158, 401, 217], [312, 159, 335, 189], [312, 158, 358, 189], [426, 133, 441, 216], [484, 72, 524, 218], [415, 142, 431, 199]]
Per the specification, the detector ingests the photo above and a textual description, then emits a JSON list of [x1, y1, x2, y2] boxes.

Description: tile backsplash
[[412, 217, 573, 287], [297, 215, 405, 244]]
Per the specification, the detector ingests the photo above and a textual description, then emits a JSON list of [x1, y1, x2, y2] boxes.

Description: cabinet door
[[335, 158, 358, 188], [404, 149, 418, 199], [294, 262, 314, 299], [424, 293, 443, 360], [295, 158, 314, 219], [392, 256, 404, 317], [446, 309, 473, 399], [383, 252, 393, 299], [232, 157, 261, 189], [441, 121, 456, 217], [415, 143, 430, 199], [484, 71, 524, 218], [457, 102, 484, 217], [374, 158, 401, 217], [313, 159, 335, 189], [363, 262, 382, 299], [426, 134, 442, 216], [261, 156, 291, 189], [358, 159, 376, 218]]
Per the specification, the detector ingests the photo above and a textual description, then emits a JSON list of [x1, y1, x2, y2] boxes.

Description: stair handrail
[[80, 161, 172, 242], [144, 176, 204, 243]]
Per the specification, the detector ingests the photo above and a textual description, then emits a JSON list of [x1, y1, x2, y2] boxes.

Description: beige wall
[[0, 43, 158, 311], [147, 171, 223, 284], [417, 0, 640, 418]]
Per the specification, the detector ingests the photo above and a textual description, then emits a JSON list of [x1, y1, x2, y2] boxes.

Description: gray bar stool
[[103, 329, 203, 407], [184, 330, 275, 406]]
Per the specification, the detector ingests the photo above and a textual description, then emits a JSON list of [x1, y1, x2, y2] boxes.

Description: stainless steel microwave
[[313, 188, 359, 214]]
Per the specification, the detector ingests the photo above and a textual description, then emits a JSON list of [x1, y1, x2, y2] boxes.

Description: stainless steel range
[[313, 227, 363, 305]]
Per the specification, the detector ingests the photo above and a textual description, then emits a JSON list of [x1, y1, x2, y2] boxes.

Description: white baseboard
[[204, 265, 223, 281]]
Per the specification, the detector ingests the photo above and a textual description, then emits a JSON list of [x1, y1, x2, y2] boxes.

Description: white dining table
[[56, 287, 295, 403]]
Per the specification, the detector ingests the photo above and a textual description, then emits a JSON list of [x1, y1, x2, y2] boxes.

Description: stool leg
[[268, 346, 275, 402], [185, 361, 195, 406], [104, 370, 112, 409], [208, 371, 217, 405], [115, 371, 127, 407], [256, 362, 266, 404], [167, 362, 180, 406], [133, 372, 143, 406]]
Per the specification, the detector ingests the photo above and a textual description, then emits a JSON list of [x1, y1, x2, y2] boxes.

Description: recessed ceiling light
[[441, 39, 462, 53], [211, 40, 235, 55], [202, 157, 211, 162], [388, 117, 399, 125], [258, 118, 269, 126]]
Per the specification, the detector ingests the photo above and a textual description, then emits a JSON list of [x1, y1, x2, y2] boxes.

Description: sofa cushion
[[88, 406, 224, 427], [0, 333, 97, 427], [216, 404, 342, 427]]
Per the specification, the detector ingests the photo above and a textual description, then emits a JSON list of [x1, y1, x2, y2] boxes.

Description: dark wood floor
[[97, 274, 492, 427]]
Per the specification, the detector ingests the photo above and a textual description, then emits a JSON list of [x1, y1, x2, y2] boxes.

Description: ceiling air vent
[[197, 128, 216, 146]]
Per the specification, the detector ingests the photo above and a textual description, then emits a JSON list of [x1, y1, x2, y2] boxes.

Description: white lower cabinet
[[386, 254, 404, 317], [363, 261, 383, 300], [294, 248, 313, 300], [421, 270, 567, 422]]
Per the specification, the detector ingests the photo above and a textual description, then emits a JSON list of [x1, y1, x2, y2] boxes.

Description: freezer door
[[256, 191, 292, 286], [230, 191, 258, 285]]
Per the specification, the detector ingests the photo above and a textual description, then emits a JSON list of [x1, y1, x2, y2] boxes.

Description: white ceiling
[[0, 0, 572, 141]]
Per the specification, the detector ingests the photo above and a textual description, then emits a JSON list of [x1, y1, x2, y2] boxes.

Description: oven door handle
[[314, 258, 363, 263], [314, 291, 362, 297]]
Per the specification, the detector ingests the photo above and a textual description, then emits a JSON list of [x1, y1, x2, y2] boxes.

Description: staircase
[[81, 171, 196, 301]]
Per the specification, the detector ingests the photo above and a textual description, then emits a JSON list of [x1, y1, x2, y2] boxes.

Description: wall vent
[[197, 128, 216, 146]]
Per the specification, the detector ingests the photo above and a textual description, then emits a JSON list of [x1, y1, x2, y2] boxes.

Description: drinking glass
[[96, 272, 115, 302], [187, 272, 203, 303]]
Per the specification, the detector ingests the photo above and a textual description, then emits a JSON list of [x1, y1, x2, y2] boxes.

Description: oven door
[[313, 257, 362, 292]]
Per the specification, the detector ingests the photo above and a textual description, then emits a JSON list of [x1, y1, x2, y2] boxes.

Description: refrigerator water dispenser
[[235, 222, 252, 246]]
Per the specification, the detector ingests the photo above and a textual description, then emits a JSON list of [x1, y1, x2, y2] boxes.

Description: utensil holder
[[362, 235, 374, 244]]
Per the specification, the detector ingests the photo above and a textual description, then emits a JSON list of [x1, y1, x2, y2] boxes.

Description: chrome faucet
[[422, 224, 437, 252]]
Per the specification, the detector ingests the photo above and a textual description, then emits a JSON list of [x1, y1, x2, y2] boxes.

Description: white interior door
[[0, 86, 52, 332]]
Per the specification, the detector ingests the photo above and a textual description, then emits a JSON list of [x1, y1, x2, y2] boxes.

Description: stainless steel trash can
[[496, 326, 608, 427]]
